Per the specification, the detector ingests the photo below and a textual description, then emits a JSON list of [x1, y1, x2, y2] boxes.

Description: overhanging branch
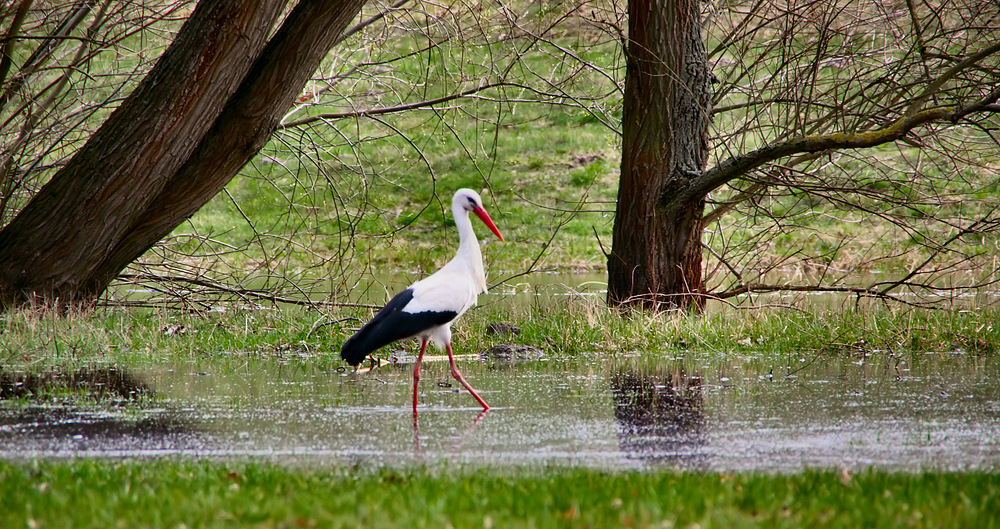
[[277, 81, 597, 129], [681, 106, 955, 208], [677, 43, 1000, 209], [279, 82, 513, 128], [712, 283, 911, 306]]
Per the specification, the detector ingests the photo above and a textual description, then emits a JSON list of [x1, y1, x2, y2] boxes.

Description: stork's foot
[[446, 344, 490, 410]]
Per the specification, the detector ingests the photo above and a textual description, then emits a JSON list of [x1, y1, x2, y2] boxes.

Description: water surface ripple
[[1, 352, 998, 472]]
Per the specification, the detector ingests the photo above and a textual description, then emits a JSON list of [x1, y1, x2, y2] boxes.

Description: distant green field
[[156, 4, 999, 309]]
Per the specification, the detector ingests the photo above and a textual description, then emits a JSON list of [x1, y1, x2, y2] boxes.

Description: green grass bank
[[1, 460, 998, 528]]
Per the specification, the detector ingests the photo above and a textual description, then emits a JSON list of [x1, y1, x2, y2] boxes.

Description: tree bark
[[85, 0, 367, 298], [607, 0, 712, 311], [0, 0, 367, 309]]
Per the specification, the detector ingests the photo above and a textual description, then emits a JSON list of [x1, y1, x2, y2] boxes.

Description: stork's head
[[454, 188, 504, 241]]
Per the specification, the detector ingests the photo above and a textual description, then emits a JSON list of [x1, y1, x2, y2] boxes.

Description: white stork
[[341, 189, 504, 411]]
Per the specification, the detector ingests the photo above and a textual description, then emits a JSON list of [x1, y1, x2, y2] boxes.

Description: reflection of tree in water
[[610, 365, 707, 468], [0, 367, 201, 454], [1, 367, 151, 401]]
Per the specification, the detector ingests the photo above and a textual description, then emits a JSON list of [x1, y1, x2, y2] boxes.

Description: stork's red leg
[[413, 338, 429, 414], [446, 343, 490, 410]]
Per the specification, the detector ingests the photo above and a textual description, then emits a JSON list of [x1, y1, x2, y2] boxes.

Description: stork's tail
[[339, 287, 456, 366], [340, 333, 373, 366]]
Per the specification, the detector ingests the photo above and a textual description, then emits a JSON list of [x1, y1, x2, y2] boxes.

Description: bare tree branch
[[685, 91, 999, 210]]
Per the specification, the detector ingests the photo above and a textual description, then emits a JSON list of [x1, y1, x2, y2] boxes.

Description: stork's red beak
[[473, 207, 504, 242]]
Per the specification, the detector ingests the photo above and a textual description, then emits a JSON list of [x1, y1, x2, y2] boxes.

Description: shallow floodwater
[[2, 350, 998, 472]]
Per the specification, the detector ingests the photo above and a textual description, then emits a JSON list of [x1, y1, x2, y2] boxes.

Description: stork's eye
[[467, 196, 477, 208]]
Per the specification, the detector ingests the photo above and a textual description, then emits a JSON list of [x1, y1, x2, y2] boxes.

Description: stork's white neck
[[450, 200, 488, 293]]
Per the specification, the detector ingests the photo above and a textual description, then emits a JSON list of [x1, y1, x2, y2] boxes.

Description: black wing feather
[[340, 288, 458, 366]]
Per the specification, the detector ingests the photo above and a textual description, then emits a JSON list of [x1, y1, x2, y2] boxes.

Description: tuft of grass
[[1, 460, 998, 528]]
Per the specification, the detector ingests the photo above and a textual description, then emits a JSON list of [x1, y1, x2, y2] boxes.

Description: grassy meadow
[[2, 461, 999, 528], [3, 1, 1000, 527]]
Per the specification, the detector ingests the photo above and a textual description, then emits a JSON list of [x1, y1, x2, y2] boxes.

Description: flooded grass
[[2, 347, 997, 472]]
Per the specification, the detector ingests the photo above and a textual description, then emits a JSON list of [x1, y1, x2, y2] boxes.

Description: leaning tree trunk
[[0, 0, 366, 310], [607, 0, 712, 311]]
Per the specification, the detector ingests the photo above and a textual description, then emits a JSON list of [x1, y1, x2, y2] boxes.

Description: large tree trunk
[[0, 0, 366, 310], [607, 0, 712, 311]]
